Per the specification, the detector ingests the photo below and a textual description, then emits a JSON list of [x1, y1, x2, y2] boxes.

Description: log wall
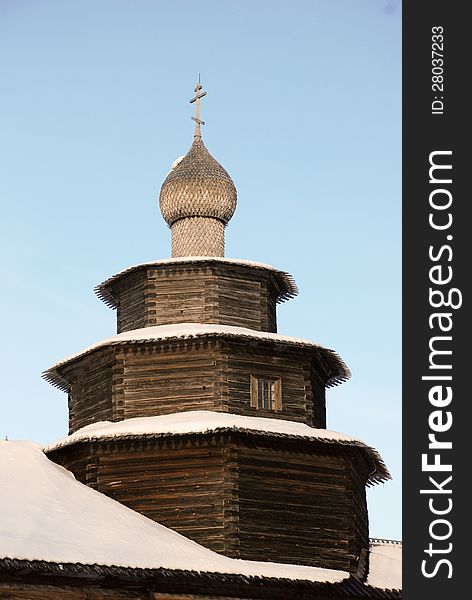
[[0, 581, 350, 600], [49, 435, 369, 572], [63, 339, 326, 433], [221, 341, 326, 428], [52, 440, 232, 556], [236, 444, 367, 571], [118, 342, 222, 420], [65, 348, 115, 434], [110, 264, 281, 334], [0, 583, 140, 599], [0, 583, 257, 600], [347, 455, 370, 563], [116, 270, 147, 332]]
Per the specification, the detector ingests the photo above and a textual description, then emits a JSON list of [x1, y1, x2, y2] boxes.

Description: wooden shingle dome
[[160, 138, 237, 226]]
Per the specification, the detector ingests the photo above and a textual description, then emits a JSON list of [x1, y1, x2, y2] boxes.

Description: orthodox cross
[[189, 79, 207, 137]]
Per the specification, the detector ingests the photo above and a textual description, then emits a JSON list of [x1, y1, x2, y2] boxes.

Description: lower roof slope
[[367, 540, 402, 590], [0, 440, 345, 582], [0, 440, 401, 593]]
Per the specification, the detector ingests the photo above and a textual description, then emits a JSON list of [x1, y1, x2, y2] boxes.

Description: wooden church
[[0, 83, 401, 599]]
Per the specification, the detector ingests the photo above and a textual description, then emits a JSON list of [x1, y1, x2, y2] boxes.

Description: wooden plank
[[0, 583, 141, 599], [236, 446, 363, 571], [111, 263, 281, 333]]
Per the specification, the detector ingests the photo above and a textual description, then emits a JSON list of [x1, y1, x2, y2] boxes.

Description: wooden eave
[[42, 331, 350, 392], [46, 429, 390, 486], [94, 259, 299, 308], [0, 559, 402, 599]]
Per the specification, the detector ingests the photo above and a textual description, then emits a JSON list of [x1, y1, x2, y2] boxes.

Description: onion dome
[[158, 82, 237, 258], [159, 137, 237, 226]]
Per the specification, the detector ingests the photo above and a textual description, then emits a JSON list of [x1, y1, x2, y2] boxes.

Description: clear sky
[[0, 1, 401, 540]]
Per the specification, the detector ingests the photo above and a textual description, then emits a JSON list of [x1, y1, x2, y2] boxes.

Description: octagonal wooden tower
[[44, 84, 390, 575]]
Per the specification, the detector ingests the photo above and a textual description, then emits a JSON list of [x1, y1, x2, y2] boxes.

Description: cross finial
[[189, 79, 207, 138]]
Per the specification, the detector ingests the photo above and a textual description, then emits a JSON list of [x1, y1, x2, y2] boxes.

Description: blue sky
[[0, 1, 401, 539]]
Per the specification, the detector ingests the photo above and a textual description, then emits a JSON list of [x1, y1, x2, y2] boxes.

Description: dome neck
[[171, 217, 225, 257]]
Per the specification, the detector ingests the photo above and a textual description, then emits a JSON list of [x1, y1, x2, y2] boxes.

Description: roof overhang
[[42, 323, 350, 392], [44, 411, 389, 485], [94, 257, 299, 307]]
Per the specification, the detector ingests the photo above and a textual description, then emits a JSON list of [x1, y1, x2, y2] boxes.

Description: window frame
[[250, 375, 282, 411]]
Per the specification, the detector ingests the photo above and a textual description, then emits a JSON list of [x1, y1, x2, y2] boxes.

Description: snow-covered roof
[[42, 322, 350, 391], [44, 411, 390, 485], [0, 440, 348, 583], [94, 257, 299, 307], [368, 540, 402, 591]]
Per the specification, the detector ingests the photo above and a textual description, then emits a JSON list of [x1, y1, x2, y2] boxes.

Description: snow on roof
[[94, 256, 298, 307], [368, 540, 402, 590], [43, 411, 390, 485], [0, 440, 347, 583], [42, 322, 350, 391]]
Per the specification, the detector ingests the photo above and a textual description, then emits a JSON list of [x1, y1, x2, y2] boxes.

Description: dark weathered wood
[[116, 270, 147, 333], [65, 348, 115, 434], [221, 340, 325, 427], [48, 433, 370, 572], [109, 263, 282, 334], [347, 453, 370, 563], [62, 339, 327, 433], [0, 572, 399, 600], [0, 583, 140, 599], [237, 447, 363, 571], [52, 440, 230, 555]]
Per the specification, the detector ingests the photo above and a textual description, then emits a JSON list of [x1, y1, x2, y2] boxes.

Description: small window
[[250, 375, 282, 411]]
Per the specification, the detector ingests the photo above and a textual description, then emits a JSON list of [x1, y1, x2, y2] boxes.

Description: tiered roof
[[2, 83, 401, 597]]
